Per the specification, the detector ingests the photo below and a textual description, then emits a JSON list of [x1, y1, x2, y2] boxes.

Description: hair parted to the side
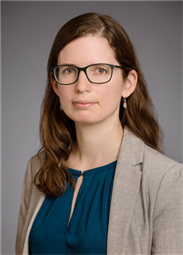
[[34, 12, 163, 197]]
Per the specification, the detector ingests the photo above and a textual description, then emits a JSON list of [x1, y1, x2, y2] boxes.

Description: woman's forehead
[[57, 36, 117, 66]]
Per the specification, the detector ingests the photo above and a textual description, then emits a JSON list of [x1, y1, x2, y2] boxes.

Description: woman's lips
[[73, 100, 96, 108]]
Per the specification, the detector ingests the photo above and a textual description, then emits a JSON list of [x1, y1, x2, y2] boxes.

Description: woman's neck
[[67, 118, 123, 171]]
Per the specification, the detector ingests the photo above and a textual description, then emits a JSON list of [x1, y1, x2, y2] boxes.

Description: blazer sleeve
[[15, 158, 33, 255], [152, 163, 183, 254]]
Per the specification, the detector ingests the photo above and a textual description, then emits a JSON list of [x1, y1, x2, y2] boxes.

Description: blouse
[[29, 160, 117, 255]]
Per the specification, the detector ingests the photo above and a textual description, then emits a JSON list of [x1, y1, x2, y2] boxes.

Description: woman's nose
[[75, 70, 92, 93]]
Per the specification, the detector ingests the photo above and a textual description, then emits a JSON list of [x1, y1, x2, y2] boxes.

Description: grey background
[[2, 1, 183, 254]]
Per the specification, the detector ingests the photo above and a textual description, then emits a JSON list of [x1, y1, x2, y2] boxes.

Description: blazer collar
[[118, 128, 144, 166], [107, 128, 144, 255]]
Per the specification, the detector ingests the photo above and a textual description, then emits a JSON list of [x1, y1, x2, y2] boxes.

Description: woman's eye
[[64, 68, 75, 74], [96, 68, 106, 74]]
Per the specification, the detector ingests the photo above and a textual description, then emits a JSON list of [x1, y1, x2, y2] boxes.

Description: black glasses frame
[[51, 63, 131, 85]]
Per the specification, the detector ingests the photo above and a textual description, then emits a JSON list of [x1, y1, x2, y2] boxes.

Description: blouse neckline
[[67, 160, 117, 176]]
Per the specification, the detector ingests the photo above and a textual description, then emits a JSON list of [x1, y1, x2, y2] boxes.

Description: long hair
[[34, 12, 163, 197]]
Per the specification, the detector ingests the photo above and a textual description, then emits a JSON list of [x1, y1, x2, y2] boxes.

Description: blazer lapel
[[22, 186, 46, 254], [107, 129, 144, 255]]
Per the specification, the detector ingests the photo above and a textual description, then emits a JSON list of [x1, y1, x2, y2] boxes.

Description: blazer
[[16, 129, 183, 255]]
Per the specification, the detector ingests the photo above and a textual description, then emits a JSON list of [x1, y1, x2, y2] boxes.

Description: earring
[[60, 104, 63, 110], [123, 98, 127, 108]]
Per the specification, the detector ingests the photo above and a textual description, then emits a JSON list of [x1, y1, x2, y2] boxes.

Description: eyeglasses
[[51, 63, 131, 85]]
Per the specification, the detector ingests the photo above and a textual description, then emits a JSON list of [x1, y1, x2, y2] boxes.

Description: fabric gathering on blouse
[[29, 160, 117, 255]]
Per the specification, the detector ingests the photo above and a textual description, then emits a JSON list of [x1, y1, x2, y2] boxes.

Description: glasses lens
[[55, 65, 78, 84], [87, 64, 112, 83]]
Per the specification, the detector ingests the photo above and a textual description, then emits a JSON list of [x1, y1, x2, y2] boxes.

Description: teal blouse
[[29, 160, 117, 254]]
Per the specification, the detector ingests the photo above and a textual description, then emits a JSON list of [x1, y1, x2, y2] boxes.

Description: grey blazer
[[16, 129, 183, 255]]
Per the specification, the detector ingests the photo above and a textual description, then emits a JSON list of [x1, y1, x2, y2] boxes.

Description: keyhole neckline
[[67, 160, 117, 177]]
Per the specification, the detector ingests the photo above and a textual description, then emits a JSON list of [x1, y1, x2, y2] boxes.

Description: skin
[[52, 35, 137, 171]]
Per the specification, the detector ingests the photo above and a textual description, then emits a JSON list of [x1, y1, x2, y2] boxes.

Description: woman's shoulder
[[122, 128, 182, 170], [143, 144, 182, 171], [30, 150, 45, 163], [26, 150, 46, 177], [142, 144, 183, 196], [143, 143, 182, 175], [122, 128, 183, 183]]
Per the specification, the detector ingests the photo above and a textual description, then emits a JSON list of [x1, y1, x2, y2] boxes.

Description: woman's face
[[52, 36, 135, 126]]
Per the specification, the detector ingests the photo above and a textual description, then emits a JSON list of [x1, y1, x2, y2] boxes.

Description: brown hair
[[34, 12, 163, 197]]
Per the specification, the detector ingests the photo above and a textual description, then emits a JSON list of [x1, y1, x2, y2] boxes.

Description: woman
[[16, 12, 183, 255]]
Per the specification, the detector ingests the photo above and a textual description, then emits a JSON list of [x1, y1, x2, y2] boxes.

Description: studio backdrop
[[2, 1, 182, 254]]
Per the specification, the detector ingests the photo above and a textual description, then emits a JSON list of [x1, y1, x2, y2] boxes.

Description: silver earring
[[123, 98, 127, 108], [60, 104, 63, 110]]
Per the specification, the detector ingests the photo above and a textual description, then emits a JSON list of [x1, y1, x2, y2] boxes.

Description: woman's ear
[[51, 73, 59, 96], [122, 69, 138, 98]]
